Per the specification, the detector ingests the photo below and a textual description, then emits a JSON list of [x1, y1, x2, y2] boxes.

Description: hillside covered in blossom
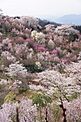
[[0, 15, 81, 122]]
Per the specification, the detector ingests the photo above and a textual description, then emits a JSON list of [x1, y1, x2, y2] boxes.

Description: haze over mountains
[[40, 14, 81, 25], [55, 14, 81, 25]]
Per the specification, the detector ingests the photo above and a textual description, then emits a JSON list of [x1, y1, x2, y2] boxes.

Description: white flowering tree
[[0, 99, 37, 122], [6, 62, 28, 79]]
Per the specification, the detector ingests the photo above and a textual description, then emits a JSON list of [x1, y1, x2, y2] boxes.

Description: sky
[[0, 0, 81, 18]]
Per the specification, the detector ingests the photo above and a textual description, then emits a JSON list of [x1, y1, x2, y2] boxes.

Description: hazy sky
[[0, 0, 81, 17]]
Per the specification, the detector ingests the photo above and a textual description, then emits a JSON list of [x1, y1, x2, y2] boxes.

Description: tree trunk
[[39, 107, 42, 122], [16, 107, 19, 122], [60, 97, 67, 122], [45, 107, 48, 122]]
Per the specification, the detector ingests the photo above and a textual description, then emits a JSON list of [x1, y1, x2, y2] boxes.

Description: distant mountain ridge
[[54, 14, 81, 25], [38, 18, 60, 27]]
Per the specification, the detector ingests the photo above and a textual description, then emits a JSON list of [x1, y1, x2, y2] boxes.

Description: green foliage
[[0, 84, 3, 90], [0, 17, 12, 35], [11, 115, 16, 122], [53, 89, 62, 100], [0, 57, 4, 66], [0, 84, 7, 105], [32, 93, 52, 108], [52, 103, 62, 122], [4, 91, 16, 102], [68, 32, 78, 42], [24, 64, 44, 73], [0, 83, 6, 92], [66, 92, 80, 101]]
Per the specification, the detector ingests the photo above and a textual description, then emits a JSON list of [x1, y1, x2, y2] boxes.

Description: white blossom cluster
[[55, 25, 79, 36], [19, 99, 37, 122], [20, 16, 39, 30], [6, 62, 28, 78], [0, 79, 11, 85], [45, 24, 56, 32], [65, 61, 81, 74], [29, 84, 46, 91], [64, 97, 81, 122], [1, 51, 16, 62], [65, 61, 81, 83], [37, 70, 69, 86], [0, 99, 37, 122], [0, 103, 16, 122], [36, 69, 81, 95], [31, 30, 45, 43], [2, 38, 11, 45]]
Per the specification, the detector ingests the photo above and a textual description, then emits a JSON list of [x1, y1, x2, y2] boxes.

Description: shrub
[[4, 91, 16, 102], [68, 32, 78, 42], [66, 92, 80, 101], [24, 62, 44, 73], [18, 82, 29, 94]]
